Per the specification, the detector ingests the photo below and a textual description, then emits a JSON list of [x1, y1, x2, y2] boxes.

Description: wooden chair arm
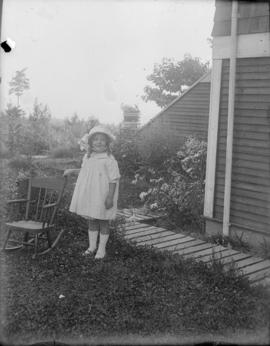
[[42, 202, 58, 210], [7, 199, 29, 204], [7, 199, 36, 204]]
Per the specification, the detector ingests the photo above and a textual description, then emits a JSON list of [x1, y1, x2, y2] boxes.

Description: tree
[[64, 113, 82, 139], [85, 116, 100, 132], [62, 114, 98, 147], [29, 99, 51, 125], [9, 68, 30, 107], [25, 99, 51, 155], [207, 37, 213, 48], [142, 54, 210, 108], [5, 104, 25, 155]]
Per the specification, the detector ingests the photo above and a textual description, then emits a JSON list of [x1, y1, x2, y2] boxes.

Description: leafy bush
[[134, 136, 207, 230], [49, 146, 80, 159], [19, 127, 50, 156], [0, 147, 10, 158], [8, 155, 36, 173], [137, 129, 179, 170], [113, 130, 142, 178]]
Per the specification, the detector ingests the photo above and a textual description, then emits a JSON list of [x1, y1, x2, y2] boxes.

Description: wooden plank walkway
[[117, 211, 270, 288], [117, 208, 166, 222]]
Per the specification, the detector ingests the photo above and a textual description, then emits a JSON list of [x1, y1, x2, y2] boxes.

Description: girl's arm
[[64, 154, 87, 176], [63, 168, 80, 176], [105, 182, 116, 209]]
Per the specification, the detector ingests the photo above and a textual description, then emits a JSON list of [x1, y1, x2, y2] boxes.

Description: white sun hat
[[78, 125, 115, 151], [88, 125, 115, 142]]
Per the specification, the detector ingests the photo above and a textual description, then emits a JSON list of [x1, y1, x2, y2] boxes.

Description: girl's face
[[91, 133, 108, 153]]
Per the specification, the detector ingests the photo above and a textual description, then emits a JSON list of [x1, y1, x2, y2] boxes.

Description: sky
[[1, 0, 215, 125]]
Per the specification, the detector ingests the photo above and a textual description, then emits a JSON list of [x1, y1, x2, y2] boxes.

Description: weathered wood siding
[[214, 57, 270, 235], [137, 80, 210, 153], [212, 0, 270, 36], [163, 81, 210, 142]]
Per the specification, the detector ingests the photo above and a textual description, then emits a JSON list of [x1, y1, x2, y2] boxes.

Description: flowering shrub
[[135, 136, 207, 230]]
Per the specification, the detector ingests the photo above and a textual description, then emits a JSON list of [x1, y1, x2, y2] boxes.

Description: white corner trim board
[[203, 59, 222, 218], [213, 32, 270, 59], [222, 0, 238, 238]]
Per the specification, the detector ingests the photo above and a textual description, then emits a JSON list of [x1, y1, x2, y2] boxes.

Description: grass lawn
[[1, 157, 270, 345]]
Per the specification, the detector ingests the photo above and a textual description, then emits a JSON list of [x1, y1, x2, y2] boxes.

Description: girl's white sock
[[95, 233, 109, 259], [88, 230, 98, 252]]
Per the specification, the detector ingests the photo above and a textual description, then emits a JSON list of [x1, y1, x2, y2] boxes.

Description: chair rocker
[[3, 176, 67, 258]]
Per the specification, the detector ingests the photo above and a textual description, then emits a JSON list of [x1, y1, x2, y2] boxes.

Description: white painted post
[[223, 0, 238, 237], [203, 59, 222, 218]]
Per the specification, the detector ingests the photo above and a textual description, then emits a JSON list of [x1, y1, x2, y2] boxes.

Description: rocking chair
[[3, 176, 67, 258]]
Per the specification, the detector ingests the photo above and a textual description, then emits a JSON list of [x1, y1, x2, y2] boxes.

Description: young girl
[[64, 125, 120, 259]]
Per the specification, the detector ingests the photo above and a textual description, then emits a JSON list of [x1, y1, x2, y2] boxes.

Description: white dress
[[69, 152, 120, 220]]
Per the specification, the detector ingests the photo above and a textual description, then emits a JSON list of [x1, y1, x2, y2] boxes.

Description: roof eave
[[138, 70, 211, 134]]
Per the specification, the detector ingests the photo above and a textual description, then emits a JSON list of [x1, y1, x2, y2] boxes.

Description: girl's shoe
[[95, 233, 109, 259], [86, 230, 98, 254], [83, 248, 95, 256]]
